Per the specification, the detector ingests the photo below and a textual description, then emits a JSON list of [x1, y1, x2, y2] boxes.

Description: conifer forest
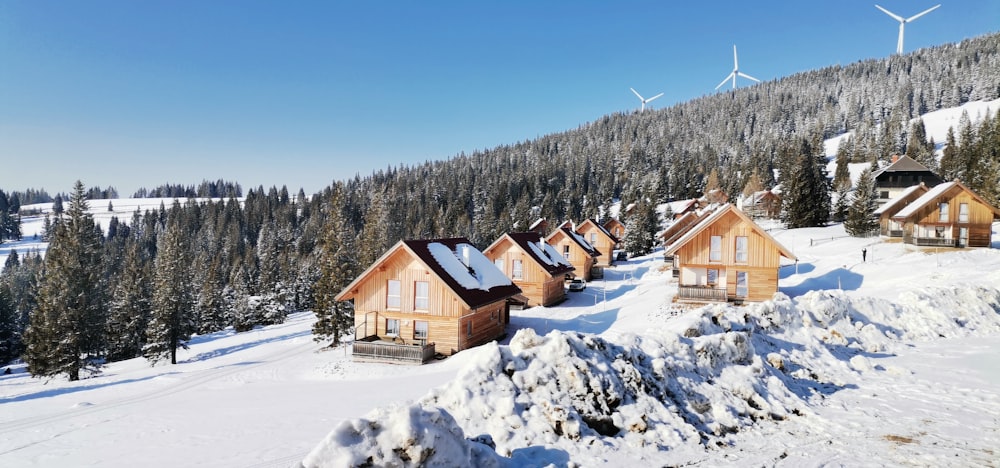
[[2, 33, 1000, 378]]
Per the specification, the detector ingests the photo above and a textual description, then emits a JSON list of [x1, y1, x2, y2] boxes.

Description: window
[[386, 280, 401, 309], [563, 244, 570, 259], [590, 233, 597, 245], [494, 258, 504, 273], [414, 321, 428, 340], [735, 236, 748, 263], [386, 318, 400, 336], [959, 203, 969, 223], [939, 202, 949, 222], [736, 271, 748, 298], [466, 321, 473, 337], [414, 281, 429, 311], [880, 191, 889, 199], [709, 235, 722, 262], [935, 226, 946, 238], [512, 259, 523, 279], [707, 269, 719, 285]]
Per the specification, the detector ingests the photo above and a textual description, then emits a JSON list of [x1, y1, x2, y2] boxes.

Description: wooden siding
[[673, 210, 782, 268], [678, 265, 778, 303], [901, 188, 996, 248], [354, 299, 507, 356], [484, 238, 568, 307], [546, 230, 596, 281], [347, 248, 468, 318], [577, 222, 616, 266]]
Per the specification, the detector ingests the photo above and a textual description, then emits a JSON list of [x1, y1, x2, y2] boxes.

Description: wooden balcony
[[677, 285, 728, 302], [887, 229, 903, 238], [351, 335, 436, 364], [912, 237, 957, 247]]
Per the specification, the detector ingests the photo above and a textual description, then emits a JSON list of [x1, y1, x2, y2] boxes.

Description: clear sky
[[2, 1, 998, 196]]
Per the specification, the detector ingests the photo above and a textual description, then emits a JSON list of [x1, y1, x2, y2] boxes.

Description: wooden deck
[[677, 285, 728, 302], [351, 336, 436, 364]]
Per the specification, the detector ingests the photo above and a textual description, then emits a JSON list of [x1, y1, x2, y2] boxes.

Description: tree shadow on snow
[[506, 308, 620, 339], [187, 330, 311, 363], [0, 372, 181, 404], [782, 267, 863, 297]]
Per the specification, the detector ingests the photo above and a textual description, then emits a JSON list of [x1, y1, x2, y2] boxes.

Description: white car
[[567, 279, 586, 292]]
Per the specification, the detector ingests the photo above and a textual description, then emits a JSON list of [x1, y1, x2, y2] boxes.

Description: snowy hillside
[[3, 218, 1000, 467]]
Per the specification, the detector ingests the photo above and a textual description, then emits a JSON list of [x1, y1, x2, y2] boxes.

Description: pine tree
[[105, 239, 152, 362], [781, 138, 831, 229], [22, 181, 105, 381], [622, 199, 658, 256], [144, 203, 196, 365], [845, 168, 878, 237], [313, 183, 360, 346], [0, 283, 20, 364]]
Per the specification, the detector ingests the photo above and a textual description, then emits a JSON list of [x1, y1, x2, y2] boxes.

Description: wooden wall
[[348, 248, 467, 318], [484, 238, 568, 306], [577, 222, 615, 266], [546, 230, 595, 281], [902, 188, 996, 247], [674, 210, 782, 268]]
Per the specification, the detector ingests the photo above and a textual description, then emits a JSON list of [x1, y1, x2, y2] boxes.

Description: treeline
[[0, 190, 23, 243], [131, 179, 243, 199]]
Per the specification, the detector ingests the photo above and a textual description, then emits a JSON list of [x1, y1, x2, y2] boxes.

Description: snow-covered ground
[[3, 218, 1000, 467]]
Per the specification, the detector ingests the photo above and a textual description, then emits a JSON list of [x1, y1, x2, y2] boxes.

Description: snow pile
[[304, 283, 1000, 465], [427, 242, 513, 291]]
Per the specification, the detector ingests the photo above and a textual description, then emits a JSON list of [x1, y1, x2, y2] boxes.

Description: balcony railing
[[887, 229, 903, 238], [351, 336, 436, 364], [912, 237, 957, 247], [678, 285, 728, 302]]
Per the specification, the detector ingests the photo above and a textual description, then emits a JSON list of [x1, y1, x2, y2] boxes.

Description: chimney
[[891, 154, 899, 163], [459, 244, 471, 267]]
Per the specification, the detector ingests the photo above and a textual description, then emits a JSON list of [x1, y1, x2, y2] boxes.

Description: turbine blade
[[874, 4, 904, 22], [647, 93, 664, 102], [906, 4, 940, 22], [715, 73, 734, 90], [738, 72, 761, 83], [733, 44, 739, 69], [630, 87, 643, 100]]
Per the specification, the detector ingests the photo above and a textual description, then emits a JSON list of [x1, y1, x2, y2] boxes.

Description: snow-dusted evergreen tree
[[22, 181, 105, 381], [622, 199, 658, 256], [0, 283, 19, 364], [144, 203, 195, 365], [781, 138, 832, 229], [313, 183, 360, 346], [845, 168, 878, 237], [105, 239, 152, 362]]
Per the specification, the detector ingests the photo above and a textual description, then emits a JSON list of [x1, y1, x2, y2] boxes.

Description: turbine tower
[[630, 87, 664, 111], [715, 45, 760, 90], [874, 4, 941, 55]]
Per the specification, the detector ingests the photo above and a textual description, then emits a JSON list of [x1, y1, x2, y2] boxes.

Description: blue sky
[[1, 1, 998, 196]]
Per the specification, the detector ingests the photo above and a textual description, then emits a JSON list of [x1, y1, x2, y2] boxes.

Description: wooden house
[[873, 155, 943, 206], [660, 209, 713, 276], [484, 232, 575, 307], [336, 237, 522, 362], [545, 226, 602, 281], [873, 183, 928, 238], [603, 218, 626, 247], [664, 204, 796, 303], [667, 199, 700, 219], [700, 188, 729, 205], [527, 218, 548, 237], [891, 180, 1000, 248], [739, 190, 782, 219], [576, 219, 620, 267]]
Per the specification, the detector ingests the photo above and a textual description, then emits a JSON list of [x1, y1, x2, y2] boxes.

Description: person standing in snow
[[862, 248, 867, 262]]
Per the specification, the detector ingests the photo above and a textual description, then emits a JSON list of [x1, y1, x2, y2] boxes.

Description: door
[[736, 271, 748, 298], [959, 227, 968, 247]]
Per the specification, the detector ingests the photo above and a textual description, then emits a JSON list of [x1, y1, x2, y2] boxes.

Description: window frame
[[493, 257, 504, 273], [707, 268, 719, 286], [386, 279, 401, 309], [939, 202, 949, 222], [413, 320, 428, 340], [736, 271, 748, 298], [735, 236, 748, 264], [709, 235, 722, 262], [414, 281, 430, 311], [958, 203, 969, 223], [512, 259, 523, 279], [386, 318, 400, 337]]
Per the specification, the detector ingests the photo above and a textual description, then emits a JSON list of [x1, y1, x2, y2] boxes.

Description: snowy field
[[2, 218, 1000, 467]]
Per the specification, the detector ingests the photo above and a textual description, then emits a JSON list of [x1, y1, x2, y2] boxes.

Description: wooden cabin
[[527, 218, 549, 237], [336, 237, 522, 361], [891, 180, 1000, 248], [667, 199, 700, 219], [603, 218, 626, 247], [873, 183, 928, 238], [739, 190, 782, 219], [660, 210, 713, 277], [664, 204, 796, 303], [484, 232, 575, 307], [576, 219, 620, 267], [545, 226, 601, 281], [873, 155, 943, 206]]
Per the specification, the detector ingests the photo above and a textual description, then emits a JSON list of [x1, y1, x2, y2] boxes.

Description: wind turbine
[[715, 45, 760, 90], [630, 87, 664, 111], [874, 4, 941, 55]]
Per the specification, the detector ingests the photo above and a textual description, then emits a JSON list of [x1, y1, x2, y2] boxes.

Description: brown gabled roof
[[547, 226, 601, 258], [576, 218, 620, 244], [660, 210, 708, 245], [487, 232, 575, 277], [892, 180, 1000, 222], [664, 204, 796, 260], [336, 237, 522, 309], [873, 155, 934, 177]]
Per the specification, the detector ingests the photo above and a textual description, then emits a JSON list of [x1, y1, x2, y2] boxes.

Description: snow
[[527, 239, 572, 268], [892, 180, 956, 219], [873, 183, 925, 215], [426, 242, 513, 291]]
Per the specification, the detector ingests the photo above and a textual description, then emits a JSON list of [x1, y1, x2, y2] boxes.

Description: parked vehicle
[[567, 279, 586, 292]]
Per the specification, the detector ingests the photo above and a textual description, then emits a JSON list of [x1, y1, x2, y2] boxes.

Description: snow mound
[[304, 284, 1000, 465]]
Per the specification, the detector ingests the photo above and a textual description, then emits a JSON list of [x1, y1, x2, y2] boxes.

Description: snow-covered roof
[[486, 232, 574, 277], [892, 180, 1000, 221], [873, 184, 928, 216], [668, 199, 698, 215], [576, 219, 620, 243], [547, 226, 601, 258], [528, 218, 546, 231], [337, 237, 521, 309]]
